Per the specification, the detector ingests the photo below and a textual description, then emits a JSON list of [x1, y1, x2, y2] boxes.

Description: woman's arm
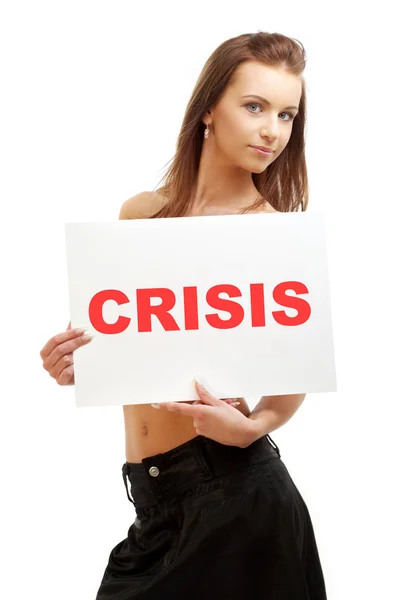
[[243, 394, 306, 446], [159, 388, 306, 448]]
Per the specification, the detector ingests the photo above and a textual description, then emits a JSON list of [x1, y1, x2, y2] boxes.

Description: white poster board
[[65, 213, 336, 407]]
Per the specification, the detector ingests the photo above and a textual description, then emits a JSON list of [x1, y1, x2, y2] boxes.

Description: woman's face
[[206, 61, 302, 173]]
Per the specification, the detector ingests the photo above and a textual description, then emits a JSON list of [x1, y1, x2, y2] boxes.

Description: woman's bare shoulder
[[118, 187, 168, 220]]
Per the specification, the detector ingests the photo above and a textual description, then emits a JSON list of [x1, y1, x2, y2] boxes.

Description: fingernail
[[194, 375, 206, 389], [232, 402, 241, 406], [151, 403, 161, 409], [75, 327, 87, 334]]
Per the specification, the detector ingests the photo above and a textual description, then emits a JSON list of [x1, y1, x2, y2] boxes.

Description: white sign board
[[65, 213, 336, 407]]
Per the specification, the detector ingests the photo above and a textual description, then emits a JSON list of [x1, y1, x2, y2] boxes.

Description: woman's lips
[[249, 146, 273, 156]]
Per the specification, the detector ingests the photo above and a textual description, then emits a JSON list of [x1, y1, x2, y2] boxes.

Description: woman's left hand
[[156, 381, 254, 448]]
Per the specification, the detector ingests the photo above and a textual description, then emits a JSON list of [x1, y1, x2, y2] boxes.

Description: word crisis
[[88, 282, 311, 334]]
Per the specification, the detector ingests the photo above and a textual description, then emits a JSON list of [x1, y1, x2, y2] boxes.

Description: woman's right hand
[[39, 322, 93, 386]]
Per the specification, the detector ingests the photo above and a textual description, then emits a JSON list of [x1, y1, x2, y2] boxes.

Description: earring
[[204, 123, 210, 139]]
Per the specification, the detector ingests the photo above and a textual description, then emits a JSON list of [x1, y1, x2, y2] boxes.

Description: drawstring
[[266, 434, 281, 458], [122, 463, 136, 506]]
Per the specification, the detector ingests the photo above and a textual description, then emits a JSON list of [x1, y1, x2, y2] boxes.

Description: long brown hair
[[151, 32, 308, 217]]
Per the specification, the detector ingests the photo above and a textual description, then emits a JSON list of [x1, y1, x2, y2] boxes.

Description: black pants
[[96, 434, 327, 599]]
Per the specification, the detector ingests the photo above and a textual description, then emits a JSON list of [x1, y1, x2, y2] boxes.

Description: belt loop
[[195, 435, 215, 477], [122, 463, 136, 506], [266, 434, 281, 458]]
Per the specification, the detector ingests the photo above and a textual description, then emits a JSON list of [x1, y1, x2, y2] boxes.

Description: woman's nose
[[261, 121, 280, 142]]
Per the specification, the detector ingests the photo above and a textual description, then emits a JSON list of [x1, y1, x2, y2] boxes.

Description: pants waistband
[[122, 434, 280, 509]]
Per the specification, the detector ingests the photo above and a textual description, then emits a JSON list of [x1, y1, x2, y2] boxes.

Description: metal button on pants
[[148, 466, 160, 477]]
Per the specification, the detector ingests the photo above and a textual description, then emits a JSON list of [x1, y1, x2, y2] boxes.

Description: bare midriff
[[123, 398, 251, 463]]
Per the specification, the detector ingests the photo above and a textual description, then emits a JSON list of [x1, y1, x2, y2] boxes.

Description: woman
[[40, 32, 327, 599]]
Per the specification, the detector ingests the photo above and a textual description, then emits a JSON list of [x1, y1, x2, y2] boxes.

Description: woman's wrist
[[240, 417, 264, 447]]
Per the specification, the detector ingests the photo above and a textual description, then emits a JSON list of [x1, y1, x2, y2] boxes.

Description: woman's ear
[[202, 109, 213, 122]]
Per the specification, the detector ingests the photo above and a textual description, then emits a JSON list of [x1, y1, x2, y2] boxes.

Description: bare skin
[[40, 61, 301, 463]]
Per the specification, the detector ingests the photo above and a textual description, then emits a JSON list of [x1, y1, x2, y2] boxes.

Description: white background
[[1, 1, 410, 599]]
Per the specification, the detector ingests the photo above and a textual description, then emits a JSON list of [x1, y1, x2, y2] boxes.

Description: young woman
[[40, 32, 327, 599]]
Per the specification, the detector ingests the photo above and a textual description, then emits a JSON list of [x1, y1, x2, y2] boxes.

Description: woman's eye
[[246, 103, 262, 113], [280, 112, 294, 121]]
